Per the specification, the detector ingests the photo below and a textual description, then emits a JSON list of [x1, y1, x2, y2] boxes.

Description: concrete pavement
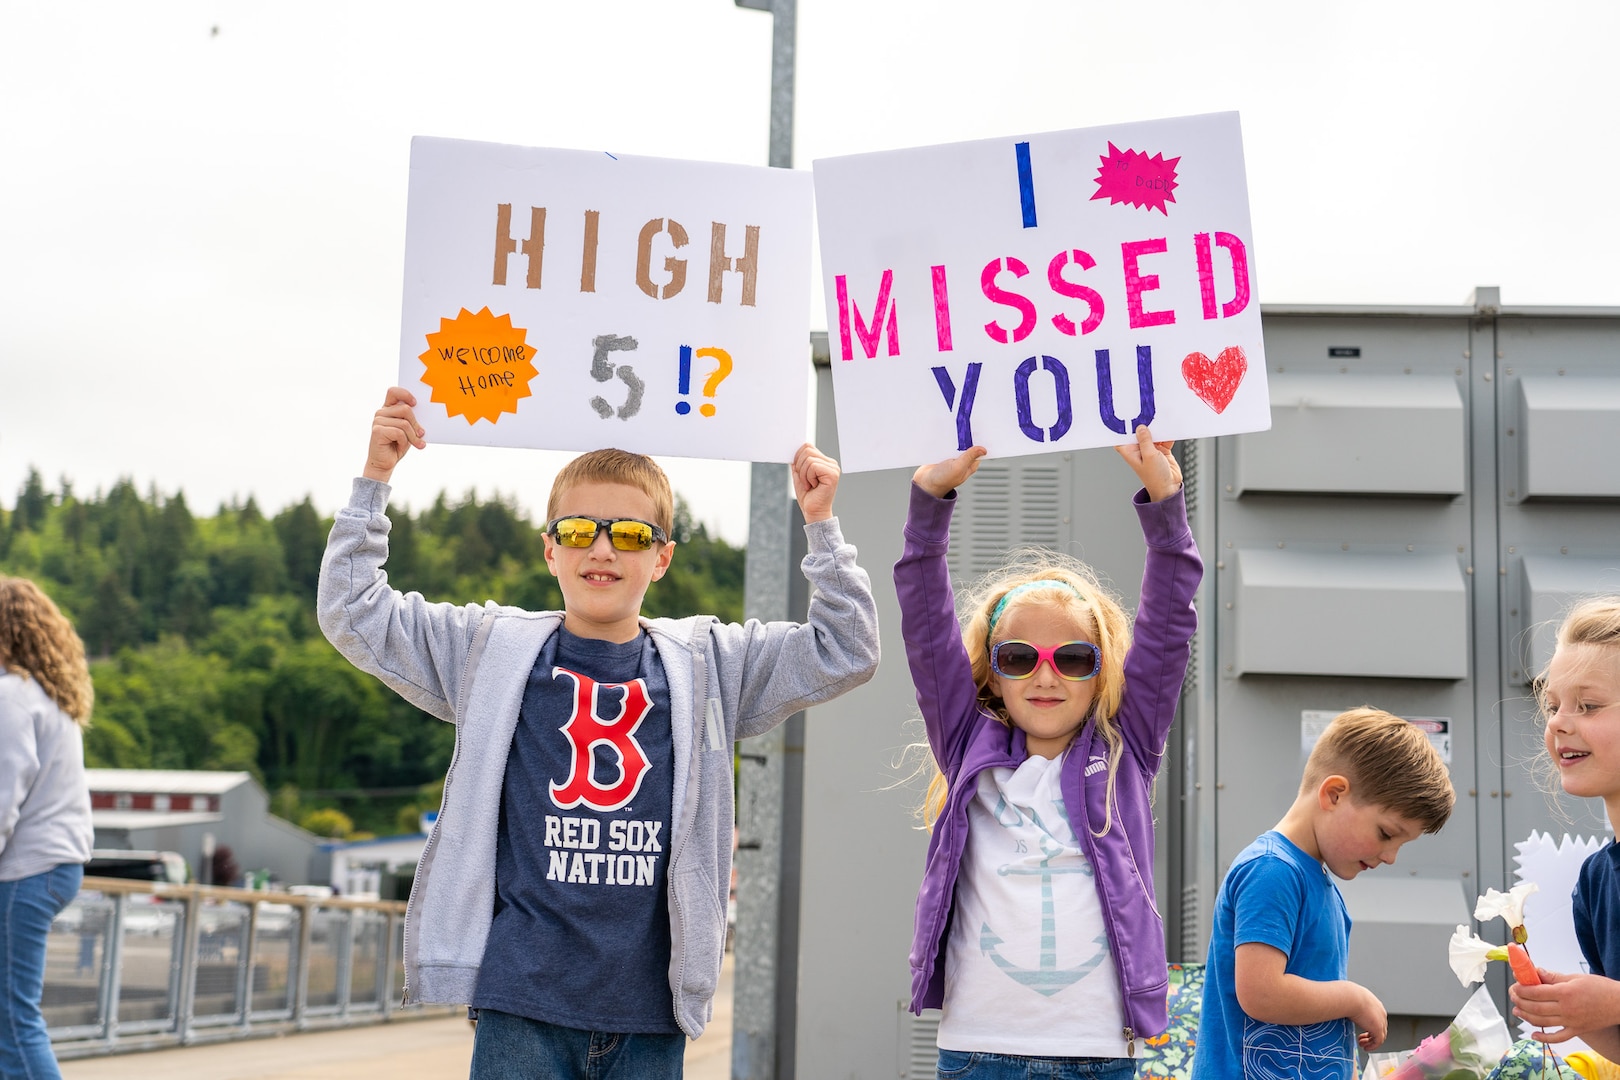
[[59, 954, 733, 1080]]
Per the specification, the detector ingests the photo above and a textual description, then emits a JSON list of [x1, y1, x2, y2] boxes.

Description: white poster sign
[[814, 112, 1270, 472], [399, 137, 813, 462]]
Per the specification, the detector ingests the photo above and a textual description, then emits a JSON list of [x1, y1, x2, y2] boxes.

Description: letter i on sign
[[1015, 142, 1037, 229]]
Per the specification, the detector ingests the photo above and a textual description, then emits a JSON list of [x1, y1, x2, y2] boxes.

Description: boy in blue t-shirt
[[1192, 708, 1455, 1080], [318, 387, 880, 1079]]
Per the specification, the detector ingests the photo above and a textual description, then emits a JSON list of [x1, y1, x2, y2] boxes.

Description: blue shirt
[[1574, 839, 1620, 979], [472, 627, 677, 1033], [1192, 831, 1356, 1080]]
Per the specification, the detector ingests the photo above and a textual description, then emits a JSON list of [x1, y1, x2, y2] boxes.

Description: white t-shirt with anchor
[[937, 748, 1129, 1057]]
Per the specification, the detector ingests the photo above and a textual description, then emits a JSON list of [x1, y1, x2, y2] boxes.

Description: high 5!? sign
[[813, 111, 1269, 471], [399, 137, 813, 462]]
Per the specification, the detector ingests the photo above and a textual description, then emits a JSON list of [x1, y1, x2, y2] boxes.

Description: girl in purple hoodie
[[897, 426, 1201, 1080]]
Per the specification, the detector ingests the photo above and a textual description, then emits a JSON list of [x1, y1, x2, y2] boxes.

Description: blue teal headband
[[987, 580, 1087, 638]]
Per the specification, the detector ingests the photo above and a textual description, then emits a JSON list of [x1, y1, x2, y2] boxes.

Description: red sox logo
[[549, 668, 653, 812]]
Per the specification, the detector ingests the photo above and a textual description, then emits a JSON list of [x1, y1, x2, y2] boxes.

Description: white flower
[[1474, 882, 1540, 934], [1449, 925, 1503, 986]]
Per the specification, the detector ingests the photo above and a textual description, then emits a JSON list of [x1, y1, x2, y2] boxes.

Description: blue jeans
[[0, 863, 82, 1080], [937, 1048, 1136, 1080], [469, 1008, 685, 1079]]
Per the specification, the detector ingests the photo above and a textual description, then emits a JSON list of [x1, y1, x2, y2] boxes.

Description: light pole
[[735, 0, 795, 171], [732, 3, 799, 1079]]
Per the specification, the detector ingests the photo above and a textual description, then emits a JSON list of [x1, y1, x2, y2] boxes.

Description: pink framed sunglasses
[[989, 640, 1101, 681]]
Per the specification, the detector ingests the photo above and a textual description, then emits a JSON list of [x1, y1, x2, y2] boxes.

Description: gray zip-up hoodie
[[0, 669, 93, 882], [317, 478, 879, 1037]]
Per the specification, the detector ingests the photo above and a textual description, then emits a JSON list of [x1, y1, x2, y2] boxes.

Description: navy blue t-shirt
[[1574, 839, 1620, 979], [472, 627, 677, 1033]]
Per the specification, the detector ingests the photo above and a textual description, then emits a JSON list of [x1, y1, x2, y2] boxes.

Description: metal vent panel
[[947, 462, 1071, 586], [897, 1005, 942, 1078], [1180, 882, 1201, 962]]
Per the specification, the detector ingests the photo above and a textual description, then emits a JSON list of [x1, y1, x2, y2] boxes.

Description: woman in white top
[[0, 578, 93, 1080]]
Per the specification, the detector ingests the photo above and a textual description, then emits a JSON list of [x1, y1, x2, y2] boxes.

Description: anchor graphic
[[980, 818, 1107, 997], [992, 794, 1071, 830]]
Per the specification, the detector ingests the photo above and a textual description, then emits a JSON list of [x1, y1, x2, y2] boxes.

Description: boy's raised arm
[[722, 444, 878, 738], [1234, 942, 1388, 1050], [317, 386, 485, 725], [364, 386, 428, 484], [790, 442, 839, 523]]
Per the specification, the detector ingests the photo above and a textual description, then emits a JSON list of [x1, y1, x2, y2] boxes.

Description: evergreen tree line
[[0, 468, 746, 838]]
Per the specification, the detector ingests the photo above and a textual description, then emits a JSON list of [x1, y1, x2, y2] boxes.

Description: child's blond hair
[[921, 548, 1132, 835], [1302, 707, 1454, 834], [1545, 597, 1620, 671], [547, 449, 674, 536], [0, 576, 93, 726]]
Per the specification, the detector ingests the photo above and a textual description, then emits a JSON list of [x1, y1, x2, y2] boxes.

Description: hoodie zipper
[[400, 607, 498, 1003], [401, 722, 459, 1004], [1074, 725, 1160, 1045], [665, 624, 713, 1033]]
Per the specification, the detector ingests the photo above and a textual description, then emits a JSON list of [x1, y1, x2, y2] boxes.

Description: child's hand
[[1114, 424, 1182, 502], [1512, 969, 1620, 1042], [792, 443, 840, 524], [1349, 983, 1388, 1051], [912, 447, 987, 500], [364, 386, 427, 483]]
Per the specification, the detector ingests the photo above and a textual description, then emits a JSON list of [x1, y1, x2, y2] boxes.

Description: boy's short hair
[[1302, 707, 1455, 834], [547, 449, 674, 535]]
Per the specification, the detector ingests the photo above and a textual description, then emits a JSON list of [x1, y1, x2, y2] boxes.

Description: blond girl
[[1513, 598, 1620, 1059], [897, 427, 1201, 1079]]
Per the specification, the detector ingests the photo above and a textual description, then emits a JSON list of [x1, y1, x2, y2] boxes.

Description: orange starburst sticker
[[418, 308, 538, 425]]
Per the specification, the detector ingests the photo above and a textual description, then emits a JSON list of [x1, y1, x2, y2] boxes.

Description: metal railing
[[45, 877, 452, 1059]]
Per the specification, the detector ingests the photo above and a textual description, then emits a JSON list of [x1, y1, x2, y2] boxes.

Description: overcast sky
[[3, 1, 1616, 543]]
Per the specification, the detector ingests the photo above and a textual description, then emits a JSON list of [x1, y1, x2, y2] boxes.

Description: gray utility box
[[1184, 292, 1620, 1024], [781, 290, 1620, 1079], [1493, 314, 1620, 877]]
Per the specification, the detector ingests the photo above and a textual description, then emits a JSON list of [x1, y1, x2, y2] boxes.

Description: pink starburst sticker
[[1091, 142, 1180, 216]]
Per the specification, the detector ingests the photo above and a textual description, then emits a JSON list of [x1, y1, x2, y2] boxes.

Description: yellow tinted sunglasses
[[546, 516, 668, 551]]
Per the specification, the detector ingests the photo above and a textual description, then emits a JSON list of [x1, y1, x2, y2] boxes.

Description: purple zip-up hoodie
[[897, 481, 1201, 1051]]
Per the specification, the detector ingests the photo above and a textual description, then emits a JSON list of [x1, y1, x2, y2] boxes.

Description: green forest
[[0, 468, 747, 840]]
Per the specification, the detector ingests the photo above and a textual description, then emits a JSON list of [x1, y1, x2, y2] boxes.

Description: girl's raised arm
[[1113, 428, 1202, 760], [1113, 424, 1181, 503], [913, 447, 986, 500], [895, 448, 987, 772]]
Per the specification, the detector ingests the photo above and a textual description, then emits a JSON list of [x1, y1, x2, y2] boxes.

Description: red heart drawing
[[1181, 346, 1248, 414]]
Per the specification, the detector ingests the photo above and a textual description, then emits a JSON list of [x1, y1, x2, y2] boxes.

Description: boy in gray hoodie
[[317, 386, 880, 1078]]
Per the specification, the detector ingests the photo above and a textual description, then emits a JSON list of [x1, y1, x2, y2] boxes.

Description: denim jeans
[[937, 1048, 1137, 1080], [0, 863, 82, 1080], [469, 1008, 685, 1080]]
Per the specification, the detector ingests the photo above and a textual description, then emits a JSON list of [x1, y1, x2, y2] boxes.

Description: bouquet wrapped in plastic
[[1362, 985, 1512, 1080]]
